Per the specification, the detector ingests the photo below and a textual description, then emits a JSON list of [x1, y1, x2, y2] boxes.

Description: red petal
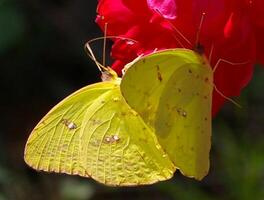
[[245, 0, 264, 27], [96, 0, 136, 35], [122, 0, 150, 15], [111, 26, 142, 62], [255, 27, 264, 65], [147, 0, 177, 19], [111, 60, 126, 75], [211, 11, 256, 114], [96, 0, 257, 116]]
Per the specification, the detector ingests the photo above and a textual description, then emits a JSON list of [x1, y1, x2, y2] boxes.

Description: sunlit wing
[[121, 49, 213, 180], [24, 80, 175, 186]]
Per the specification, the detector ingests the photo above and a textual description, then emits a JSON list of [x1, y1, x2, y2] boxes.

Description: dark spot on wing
[[155, 64, 163, 82], [90, 118, 103, 125], [121, 112, 127, 116], [176, 108, 187, 117], [157, 72, 162, 82], [143, 91, 149, 96]]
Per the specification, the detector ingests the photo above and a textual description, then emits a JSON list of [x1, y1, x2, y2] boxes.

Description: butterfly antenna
[[86, 36, 138, 43], [84, 36, 139, 72], [168, 21, 192, 47], [208, 43, 214, 64], [214, 84, 242, 108], [84, 41, 107, 72], [195, 12, 206, 48], [103, 22, 108, 68], [173, 35, 186, 48], [154, 9, 192, 48]]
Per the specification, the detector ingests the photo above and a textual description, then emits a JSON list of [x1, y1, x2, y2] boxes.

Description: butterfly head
[[101, 67, 119, 82]]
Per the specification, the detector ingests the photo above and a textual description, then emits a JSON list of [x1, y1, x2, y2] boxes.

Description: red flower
[[245, 0, 264, 64], [96, 0, 261, 115]]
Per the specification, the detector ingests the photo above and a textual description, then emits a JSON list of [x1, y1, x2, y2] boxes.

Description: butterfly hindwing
[[24, 82, 115, 176], [80, 86, 175, 185], [24, 81, 175, 186]]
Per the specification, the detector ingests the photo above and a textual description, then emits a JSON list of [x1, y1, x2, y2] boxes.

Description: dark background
[[1, 0, 264, 199]]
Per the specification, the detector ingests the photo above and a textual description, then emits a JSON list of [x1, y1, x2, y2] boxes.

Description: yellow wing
[[155, 63, 212, 179], [24, 80, 175, 186], [121, 49, 213, 180]]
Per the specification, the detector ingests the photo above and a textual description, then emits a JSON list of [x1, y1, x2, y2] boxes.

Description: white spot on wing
[[104, 135, 120, 144], [67, 122, 77, 130], [176, 108, 187, 117], [113, 97, 120, 102], [61, 119, 77, 130], [113, 135, 120, 141]]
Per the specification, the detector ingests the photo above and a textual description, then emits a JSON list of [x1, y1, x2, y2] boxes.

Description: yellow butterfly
[[24, 39, 175, 186]]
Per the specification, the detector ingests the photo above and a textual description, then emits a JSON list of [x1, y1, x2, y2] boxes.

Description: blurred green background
[[1, 0, 263, 199]]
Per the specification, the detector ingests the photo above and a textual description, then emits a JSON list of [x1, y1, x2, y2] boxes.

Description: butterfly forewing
[[155, 63, 213, 179], [121, 49, 213, 180]]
